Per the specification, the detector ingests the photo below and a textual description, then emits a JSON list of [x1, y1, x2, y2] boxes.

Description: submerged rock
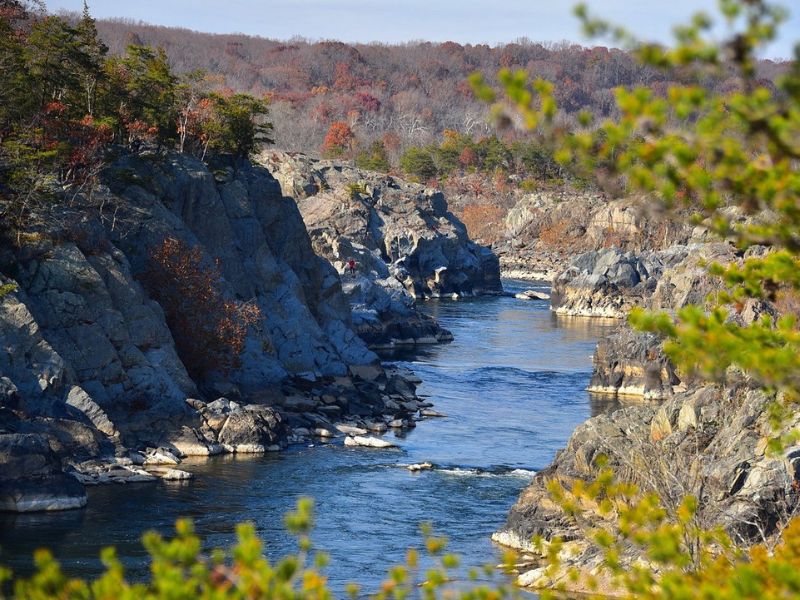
[[515, 290, 550, 301], [406, 462, 433, 472]]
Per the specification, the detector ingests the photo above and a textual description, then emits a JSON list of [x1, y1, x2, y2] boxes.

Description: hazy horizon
[[45, 0, 799, 60]]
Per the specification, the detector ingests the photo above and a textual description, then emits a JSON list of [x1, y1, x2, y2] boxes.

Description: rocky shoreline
[[1, 151, 500, 513], [491, 217, 793, 593]]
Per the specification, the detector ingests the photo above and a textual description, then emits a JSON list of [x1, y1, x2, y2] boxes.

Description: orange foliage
[[321, 120, 355, 157], [459, 147, 477, 167], [142, 238, 261, 380], [458, 204, 506, 244], [538, 219, 576, 249]]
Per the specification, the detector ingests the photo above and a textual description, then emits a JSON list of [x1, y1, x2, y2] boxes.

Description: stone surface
[[0, 433, 87, 512], [260, 151, 501, 347], [0, 151, 431, 511]]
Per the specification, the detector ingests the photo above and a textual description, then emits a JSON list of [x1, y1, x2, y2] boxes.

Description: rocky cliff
[[495, 190, 690, 281], [496, 227, 788, 592], [494, 380, 800, 594], [0, 151, 429, 512], [550, 241, 773, 400], [260, 152, 501, 347]]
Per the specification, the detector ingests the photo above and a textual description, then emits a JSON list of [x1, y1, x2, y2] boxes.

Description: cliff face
[[549, 242, 772, 400], [496, 191, 691, 281], [495, 381, 800, 594], [0, 151, 421, 511], [261, 152, 500, 347], [497, 227, 788, 592]]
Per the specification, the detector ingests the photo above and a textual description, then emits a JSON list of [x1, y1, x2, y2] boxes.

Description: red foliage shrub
[[321, 120, 355, 157], [142, 237, 261, 380], [458, 204, 506, 244]]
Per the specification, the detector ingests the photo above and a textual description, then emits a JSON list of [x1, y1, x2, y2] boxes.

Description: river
[[0, 280, 617, 593]]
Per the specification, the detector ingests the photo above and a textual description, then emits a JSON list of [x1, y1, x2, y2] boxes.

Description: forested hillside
[[90, 16, 789, 159]]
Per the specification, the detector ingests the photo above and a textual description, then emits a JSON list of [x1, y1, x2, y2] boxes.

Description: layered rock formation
[[497, 223, 788, 592], [260, 152, 501, 347], [496, 190, 690, 281], [494, 381, 800, 594], [549, 246, 686, 318], [559, 242, 773, 401], [0, 151, 427, 511]]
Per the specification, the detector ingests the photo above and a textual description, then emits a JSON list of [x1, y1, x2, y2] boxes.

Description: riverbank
[[0, 281, 616, 594]]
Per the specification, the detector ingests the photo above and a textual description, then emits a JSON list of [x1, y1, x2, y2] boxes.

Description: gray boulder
[[0, 433, 86, 512]]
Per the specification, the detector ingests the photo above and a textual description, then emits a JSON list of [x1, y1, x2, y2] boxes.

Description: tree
[[104, 45, 178, 145], [24, 16, 87, 112], [175, 70, 222, 155], [471, 0, 800, 595], [399, 146, 437, 180], [0, 3, 35, 137], [321, 120, 355, 158], [355, 139, 390, 172], [75, 0, 107, 116], [204, 93, 273, 158]]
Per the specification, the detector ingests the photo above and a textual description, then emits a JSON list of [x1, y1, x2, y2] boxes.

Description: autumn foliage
[[321, 120, 354, 158], [457, 204, 506, 244], [142, 237, 261, 380]]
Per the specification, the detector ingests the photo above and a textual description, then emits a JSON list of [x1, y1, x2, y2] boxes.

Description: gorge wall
[[0, 151, 450, 512], [261, 152, 501, 347], [495, 212, 793, 593]]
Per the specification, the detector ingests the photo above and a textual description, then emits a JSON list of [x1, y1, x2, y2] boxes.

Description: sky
[[44, 0, 800, 60]]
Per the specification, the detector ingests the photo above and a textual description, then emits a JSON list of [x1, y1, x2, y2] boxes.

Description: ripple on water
[[0, 280, 618, 594]]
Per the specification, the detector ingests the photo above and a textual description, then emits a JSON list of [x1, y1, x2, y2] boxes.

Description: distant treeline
[[87, 16, 788, 159]]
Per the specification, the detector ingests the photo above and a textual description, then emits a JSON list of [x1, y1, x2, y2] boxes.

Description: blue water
[[0, 280, 616, 593]]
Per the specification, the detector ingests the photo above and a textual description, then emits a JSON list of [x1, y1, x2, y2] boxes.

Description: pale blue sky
[[45, 0, 799, 59]]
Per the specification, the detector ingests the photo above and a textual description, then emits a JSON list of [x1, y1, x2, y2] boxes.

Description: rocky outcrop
[[498, 233, 787, 593], [260, 152, 500, 347], [0, 432, 87, 512], [343, 275, 453, 348], [550, 245, 691, 318], [496, 191, 690, 281], [494, 382, 800, 594], [572, 243, 771, 400], [587, 327, 680, 399], [0, 151, 425, 511]]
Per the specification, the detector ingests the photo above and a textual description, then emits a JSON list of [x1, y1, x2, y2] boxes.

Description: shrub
[[141, 237, 261, 380], [0, 499, 521, 600], [354, 140, 390, 172], [399, 146, 437, 180], [0, 282, 18, 299], [345, 182, 368, 199]]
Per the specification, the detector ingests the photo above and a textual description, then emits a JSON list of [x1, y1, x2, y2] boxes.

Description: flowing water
[[0, 280, 617, 593]]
